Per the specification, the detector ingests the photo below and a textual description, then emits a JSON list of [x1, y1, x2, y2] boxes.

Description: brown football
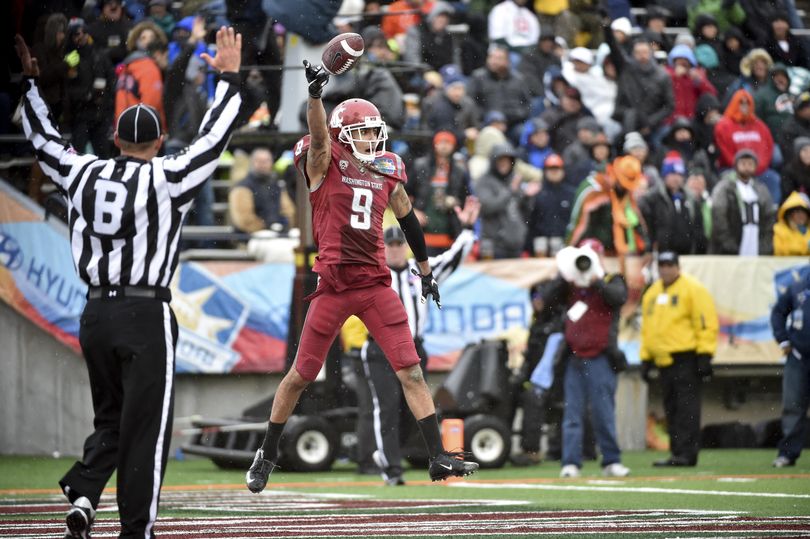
[[321, 32, 364, 75]]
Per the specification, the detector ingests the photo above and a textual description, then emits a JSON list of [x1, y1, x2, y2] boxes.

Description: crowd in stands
[[5, 0, 810, 258]]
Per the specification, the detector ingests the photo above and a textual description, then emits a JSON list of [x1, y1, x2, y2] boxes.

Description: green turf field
[[2, 449, 809, 518]]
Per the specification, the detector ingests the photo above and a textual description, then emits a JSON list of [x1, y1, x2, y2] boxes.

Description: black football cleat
[[64, 496, 95, 539], [428, 451, 479, 481], [246, 449, 277, 493]]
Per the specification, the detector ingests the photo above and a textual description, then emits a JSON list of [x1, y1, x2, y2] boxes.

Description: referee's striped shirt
[[392, 229, 475, 338], [20, 74, 242, 288]]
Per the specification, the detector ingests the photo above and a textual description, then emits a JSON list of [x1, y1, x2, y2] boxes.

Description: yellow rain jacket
[[640, 273, 718, 367], [773, 191, 810, 256]]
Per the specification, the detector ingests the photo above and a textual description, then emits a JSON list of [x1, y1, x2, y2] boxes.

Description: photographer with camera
[[535, 238, 630, 478]]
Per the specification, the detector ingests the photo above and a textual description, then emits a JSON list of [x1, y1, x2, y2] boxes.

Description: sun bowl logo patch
[[0, 232, 23, 271], [339, 160, 349, 171], [374, 157, 396, 175]]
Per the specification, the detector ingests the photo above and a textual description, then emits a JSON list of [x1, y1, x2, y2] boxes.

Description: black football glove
[[696, 354, 713, 381], [412, 268, 441, 308], [640, 361, 654, 384], [303, 60, 329, 99]]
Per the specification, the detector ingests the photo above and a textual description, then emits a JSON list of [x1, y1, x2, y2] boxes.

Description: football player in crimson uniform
[[246, 61, 479, 490]]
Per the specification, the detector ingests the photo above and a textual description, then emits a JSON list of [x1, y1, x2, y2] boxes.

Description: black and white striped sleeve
[[20, 78, 98, 194], [161, 73, 242, 201], [429, 229, 476, 284]]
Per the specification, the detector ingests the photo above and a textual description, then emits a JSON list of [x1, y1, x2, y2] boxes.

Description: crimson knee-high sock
[[260, 421, 285, 462], [417, 414, 443, 459]]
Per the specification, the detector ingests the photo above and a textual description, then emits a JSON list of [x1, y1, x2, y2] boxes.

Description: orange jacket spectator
[[713, 89, 773, 175], [114, 50, 166, 133], [382, 0, 433, 39]]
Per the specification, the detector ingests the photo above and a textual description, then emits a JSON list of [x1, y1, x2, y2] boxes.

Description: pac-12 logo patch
[[374, 157, 396, 175], [339, 160, 349, 171]]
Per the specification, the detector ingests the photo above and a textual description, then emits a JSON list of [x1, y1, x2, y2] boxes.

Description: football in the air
[[321, 32, 364, 75]]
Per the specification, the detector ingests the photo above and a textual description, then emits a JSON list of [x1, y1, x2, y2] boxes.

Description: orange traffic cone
[[441, 418, 464, 452]]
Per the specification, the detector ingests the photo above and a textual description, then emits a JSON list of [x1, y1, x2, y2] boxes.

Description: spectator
[[421, 64, 479, 145], [723, 48, 773, 106], [477, 143, 537, 258], [769, 263, 810, 468], [535, 0, 579, 48], [660, 117, 715, 187], [517, 117, 553, 170], [779, 92, 810, 164], [640, 153, 708, 254], [403, 2, 455, 70], [754, 64, 794, 144], [382, 0, 430, 41], [518, 31, 562, 106], [693, 13, 723, 57], [88, 0, 133, 66], [781, 137, 810, 202], [31, 14, 69, 125], [693, 93, 722, 176], [64, 17, 115, 158], [115, 38, 168, 132], [695, 43, 736, 102], [563, 47, 617, 133], [563, 116, 604, 187], [624, 131, 662, 189], [459, 13, 489, 76], [567, 155, 649, 259], [466, 44, 532, 138], [686, 167, 714, 240], [645, 6, 673, 52], [739, 0, 801, 45], [714, 89, 780, 202], [525, 153, 575, 256], [666, 44, 718, 124], [537, 239, 630, 479], [229, 148, 294, 234], [146, 0, 175, 37], [611, 38, 674, 143], [125, 19, 168, 53], [773, 192, 810, 256], [687, 0, 746, 34], [468, 111, 544, 184], [710, 149, 776, 255], [610, 16, 634, 56], [488, 0, 540, 57], [411, 131, 471, 255], [541, 86, 592, 154], [762, 11, 809, 68], [640, 251, 718, 467]]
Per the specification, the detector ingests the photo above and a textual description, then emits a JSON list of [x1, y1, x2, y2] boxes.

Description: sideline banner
[[2, 182, 805, 372]]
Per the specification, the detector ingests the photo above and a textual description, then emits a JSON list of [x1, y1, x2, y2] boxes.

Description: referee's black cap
[[116, 104, 162, 143], [384, 226, 406, 245]]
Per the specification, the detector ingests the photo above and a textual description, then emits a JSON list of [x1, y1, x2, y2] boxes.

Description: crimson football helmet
[[328, 98, 388, 163]]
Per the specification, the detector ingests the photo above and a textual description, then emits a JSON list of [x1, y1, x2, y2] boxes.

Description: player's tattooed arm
[[305, 97, 331, 189], [389, 183, 412, 218]]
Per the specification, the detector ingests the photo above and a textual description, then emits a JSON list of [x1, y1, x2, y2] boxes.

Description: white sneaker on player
[[559, 464, 580, 478], [602, 462, 630, 477]]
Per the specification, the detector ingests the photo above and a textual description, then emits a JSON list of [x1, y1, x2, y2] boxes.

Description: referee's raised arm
[[161, 26, 243, 200]]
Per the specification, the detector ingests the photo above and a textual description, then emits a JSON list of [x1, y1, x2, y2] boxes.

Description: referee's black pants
[[660, 352, 702, 464], [60, 296, 178, 538], [354, 338, 427, 480]]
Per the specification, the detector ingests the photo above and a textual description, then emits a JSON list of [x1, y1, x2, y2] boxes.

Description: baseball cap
[[657, 251, 679, 265], [439, 64, 466, 88], [384, 226, 406, 245], [569, 47, 594, 65], [734, 148, 758, 164], [116, 104, 162, 143], [433, 130, 457, 147], [544, 153, 564, 168]]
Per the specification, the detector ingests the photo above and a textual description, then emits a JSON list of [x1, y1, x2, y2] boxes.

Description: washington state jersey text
[[294, 136, 407, 271]]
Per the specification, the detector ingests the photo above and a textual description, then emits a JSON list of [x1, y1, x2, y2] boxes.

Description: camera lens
[[575, 255, 592, 272]]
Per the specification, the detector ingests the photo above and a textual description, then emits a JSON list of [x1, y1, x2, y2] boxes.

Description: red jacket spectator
[[713, 89, 773, 175], [666, 44, 717, 123], [382, 0, 433, 39]]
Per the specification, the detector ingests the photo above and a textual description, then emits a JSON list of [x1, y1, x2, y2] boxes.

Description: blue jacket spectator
[[517, 117, 553, 169], [525, 153, 575, 255]]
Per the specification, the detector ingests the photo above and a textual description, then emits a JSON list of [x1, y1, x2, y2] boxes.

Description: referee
[[355, 197, 479, 485], [15, 29, 242, 539]]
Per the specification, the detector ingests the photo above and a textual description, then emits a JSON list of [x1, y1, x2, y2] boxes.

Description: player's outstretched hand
[[412, 268, 441, 309], [200, 26, 241, 74], [303, 60, 330, 99], [15, 35, 40, 78]]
